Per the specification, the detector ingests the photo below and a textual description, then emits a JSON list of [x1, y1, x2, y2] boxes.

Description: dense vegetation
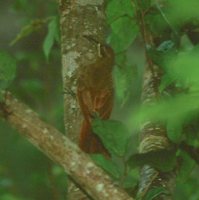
[[0, 0, 199, 200]]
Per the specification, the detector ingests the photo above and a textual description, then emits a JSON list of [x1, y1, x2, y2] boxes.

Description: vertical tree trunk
[[137, 65, 176, 200], [133, 1, 177, 199], [59, 0, 107, 199]]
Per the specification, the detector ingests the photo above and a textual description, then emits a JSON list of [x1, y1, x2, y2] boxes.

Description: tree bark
[[59, 0, 108, 199], [137, 66, 176, 200]]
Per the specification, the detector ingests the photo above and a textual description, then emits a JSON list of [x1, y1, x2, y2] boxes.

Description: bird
[[77, 36, 114, 156]]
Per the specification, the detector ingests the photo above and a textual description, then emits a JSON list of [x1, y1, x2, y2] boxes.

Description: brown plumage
[[77, 40, 114, 156]]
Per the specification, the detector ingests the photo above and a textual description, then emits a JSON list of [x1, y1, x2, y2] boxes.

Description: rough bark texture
[[137, 66, 176, 200], [59, 0, 107, 199], [59, 0, 106, 142], [132, 1, 177, 199], [0, 92, 134, 200]]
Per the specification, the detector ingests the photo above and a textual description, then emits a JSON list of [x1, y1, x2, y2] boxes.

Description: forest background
[[0, 0, 199, 200]]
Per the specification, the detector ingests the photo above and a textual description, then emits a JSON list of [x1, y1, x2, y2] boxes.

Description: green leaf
[[0, 194, 23, 200], [91, 154, 121, 178], [167, 0, 199, 26], [143, 187, 169, 200], [177, 151, 195, 182], [167, 119, 183, 143], [130, 92, 199, 140], [43, 16, 60, 60], [180, 34, 194, 51], [106, 0, 134, 24], [92, 119, 131, 156], [164, 49, 199, 88], [10, 18, 49, 46], [159, 73, 173, 93], [183, 116, 199, 148], [0, 51, 17, 100], [109, 16, 138, 52], [122, 168, 139, 189], [128, 148, 177, 172], [113, 65, 134, 104]]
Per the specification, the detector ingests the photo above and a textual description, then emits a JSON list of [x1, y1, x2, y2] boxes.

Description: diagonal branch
[[0, 92, 133, 200]]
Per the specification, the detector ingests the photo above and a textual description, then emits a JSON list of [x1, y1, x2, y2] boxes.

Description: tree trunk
[[137, 65, 176, 200], [59, 0, 108, 199], [133, 1, 177, 198]]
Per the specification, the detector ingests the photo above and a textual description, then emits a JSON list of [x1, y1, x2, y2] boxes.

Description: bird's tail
[[79, 120, 109, 157]]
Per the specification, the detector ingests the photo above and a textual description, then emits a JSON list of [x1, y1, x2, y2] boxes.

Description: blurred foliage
[[0, 0, 65, 200], [128, 147, 177, 172], [0, 51, 16, 100], [96, 0, 199, 199], [10, 18, 51, 46], [167, 0, 199, 26], [0, 0, 199, 199], [142, 187, 170, 200]]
